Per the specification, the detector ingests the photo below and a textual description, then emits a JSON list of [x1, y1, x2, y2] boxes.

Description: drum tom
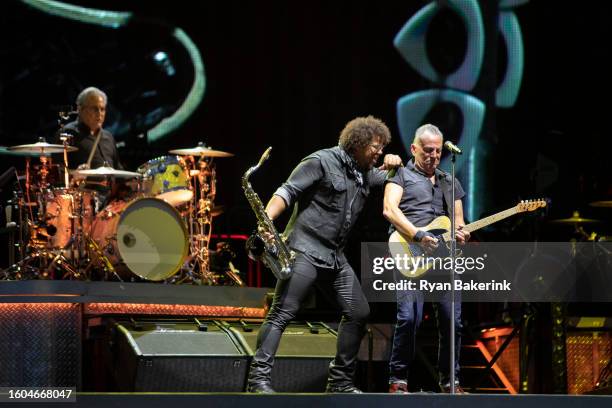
[[138, 156, 193, 206], [44, 188, 96, 249], [89, 197, 188, 281]]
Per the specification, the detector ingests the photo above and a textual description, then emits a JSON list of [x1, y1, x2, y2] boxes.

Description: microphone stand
[[449, 151, 457, 394]]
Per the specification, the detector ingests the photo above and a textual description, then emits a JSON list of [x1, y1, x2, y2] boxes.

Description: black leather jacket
[[274, 146, 386, 267]]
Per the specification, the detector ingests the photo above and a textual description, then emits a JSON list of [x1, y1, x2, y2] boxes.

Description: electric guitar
[[388, 200, 547, 278]]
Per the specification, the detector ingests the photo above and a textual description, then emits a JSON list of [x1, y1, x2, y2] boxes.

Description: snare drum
[[89, 197, 188, 281], [44, 188, 96, 249], [138, 156, 193, 206]]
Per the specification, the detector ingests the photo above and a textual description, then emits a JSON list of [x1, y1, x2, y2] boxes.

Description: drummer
[[57, 87, 129, 203], [60, 87, 122, 170]]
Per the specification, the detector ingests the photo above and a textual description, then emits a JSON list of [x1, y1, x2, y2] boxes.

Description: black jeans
[[248, 253, 370, 387]]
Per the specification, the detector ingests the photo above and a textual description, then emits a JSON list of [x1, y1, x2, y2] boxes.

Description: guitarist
[[382, 124, 470, 393]]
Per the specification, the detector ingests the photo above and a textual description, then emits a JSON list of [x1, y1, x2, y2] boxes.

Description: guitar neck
[[441, 206, 519, 240]]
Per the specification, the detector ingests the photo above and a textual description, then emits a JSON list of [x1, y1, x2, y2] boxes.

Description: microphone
[[444, 141, 462, 155]]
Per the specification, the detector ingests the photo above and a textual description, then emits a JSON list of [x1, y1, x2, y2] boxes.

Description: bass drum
[[90, 197, 188, 281]]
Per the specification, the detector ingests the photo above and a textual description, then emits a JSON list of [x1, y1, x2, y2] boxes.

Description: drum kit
[[2, 138, 237, 284]]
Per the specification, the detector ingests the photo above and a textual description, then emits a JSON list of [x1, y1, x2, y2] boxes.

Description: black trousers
[[247, 253, 370, 387]]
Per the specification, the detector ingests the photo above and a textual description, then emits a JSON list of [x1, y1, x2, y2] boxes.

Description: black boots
[[247, 382, 276, 394]]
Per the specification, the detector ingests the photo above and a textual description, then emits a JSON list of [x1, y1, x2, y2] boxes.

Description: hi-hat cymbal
[[590, 200, 612, 208], [73, 166, 141, 178], [6, 141, 77, 154], [549, 211, 600, 224], [169, 146, 234, 157]]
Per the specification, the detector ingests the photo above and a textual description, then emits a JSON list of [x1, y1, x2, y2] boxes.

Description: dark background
[[1, 0, 611, 394], [1, 0, 611, 268]]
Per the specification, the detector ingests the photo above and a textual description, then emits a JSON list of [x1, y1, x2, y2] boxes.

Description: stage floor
[[2, 393, 610, 408]]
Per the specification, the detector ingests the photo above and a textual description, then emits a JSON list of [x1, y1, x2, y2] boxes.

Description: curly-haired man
[[247, 116, 402, 393]]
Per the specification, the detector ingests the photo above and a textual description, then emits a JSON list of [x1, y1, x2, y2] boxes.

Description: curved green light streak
[[21, 0, 132, 28], [496, 11, 524, 107], [394, 3, 439, 84], [147, 28, 206, 143], [20, 0, 206, 142], [499, 0, 529, 11], [394, 0, 485, 92]]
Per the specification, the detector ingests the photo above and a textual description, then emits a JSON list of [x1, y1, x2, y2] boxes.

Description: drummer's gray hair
[[76, 87, 107, 107]]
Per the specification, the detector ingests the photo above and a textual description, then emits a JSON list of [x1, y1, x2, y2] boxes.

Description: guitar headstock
[[516, 199, 547, 213]]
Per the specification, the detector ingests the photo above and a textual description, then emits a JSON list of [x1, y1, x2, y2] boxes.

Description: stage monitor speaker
[[225, 321, 337, 392], [112, 320, 249, 392]]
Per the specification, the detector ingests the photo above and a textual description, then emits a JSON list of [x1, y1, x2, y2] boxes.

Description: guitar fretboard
[[441, 207, 519, 241]]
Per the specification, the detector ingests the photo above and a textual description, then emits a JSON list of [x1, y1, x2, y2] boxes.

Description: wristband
[[414, 230, 425, 242]]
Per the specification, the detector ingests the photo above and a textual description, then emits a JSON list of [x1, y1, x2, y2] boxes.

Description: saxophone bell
[[246, 232, 265, 260], [246, 231, 280, 260]]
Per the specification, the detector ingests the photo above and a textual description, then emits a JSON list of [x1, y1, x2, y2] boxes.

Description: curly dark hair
[[338, 115, 391, 154]]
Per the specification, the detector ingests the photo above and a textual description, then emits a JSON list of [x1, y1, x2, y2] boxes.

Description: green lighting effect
[[21, 0, 132, 28], [147, 28, 206, 143], [468, 144, 476, 222], [496, 11, 524, 107], [394, 0, 485, 92], [499, 0, 529, 10], [20, 0, 206, 143]]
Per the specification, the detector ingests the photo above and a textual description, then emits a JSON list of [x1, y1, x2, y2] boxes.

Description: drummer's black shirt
[[59, 120, 123, 170]]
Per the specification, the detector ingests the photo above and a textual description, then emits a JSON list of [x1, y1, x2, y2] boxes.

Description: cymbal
[[169, 146, 234, 157], [73, 166, 141, 178], [1, 146, 51, 157], [6, 141, 77, 154], [549, 211, 600, 224], [590, 200, 612, 208]]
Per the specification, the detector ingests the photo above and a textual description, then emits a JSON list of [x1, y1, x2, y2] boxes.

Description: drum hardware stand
[[167, 255, 198, 284], [17, 138, 88, 280], [179, 154, 218, 284], [1, 148, 64, 279], [195, 157, 217, 284], [24, 157, 36, 224], [2, 246, 76, 280], [66, 189, 95, 277], [59, 131, 73, 189], [226, 261, 245, 286], [3, 215, 82, 280], [12, 179, 31, 262], [84, 236, 123, 281]]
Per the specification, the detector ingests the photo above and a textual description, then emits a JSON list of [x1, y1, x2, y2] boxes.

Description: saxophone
[[242, 147, 295, 280]]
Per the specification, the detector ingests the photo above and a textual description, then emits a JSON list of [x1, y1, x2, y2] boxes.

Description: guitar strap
[[438, 171, 456, 221]]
